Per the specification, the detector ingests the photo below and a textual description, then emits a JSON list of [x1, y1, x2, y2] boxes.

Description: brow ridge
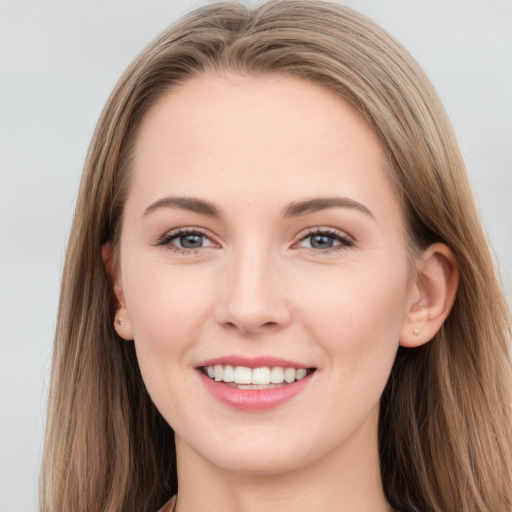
[[143, 195, 373, 220], [143, 196, 221, 217], [282, 197, 374, 218]]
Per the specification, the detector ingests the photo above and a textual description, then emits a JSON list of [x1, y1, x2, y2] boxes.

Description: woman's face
[[114, 73, 419, 475]]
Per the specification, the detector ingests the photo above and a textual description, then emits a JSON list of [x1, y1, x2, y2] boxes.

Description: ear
[[102, 243, 134, 341], [400, 243, 459, 348]]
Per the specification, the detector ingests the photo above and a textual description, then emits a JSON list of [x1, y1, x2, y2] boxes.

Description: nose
[[214, 247, 292, 335]]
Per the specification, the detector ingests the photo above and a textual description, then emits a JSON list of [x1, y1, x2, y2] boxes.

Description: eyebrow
[[144, 196, 221, 217], [143, 195, 373, 220], [282, 197, 374, 219]]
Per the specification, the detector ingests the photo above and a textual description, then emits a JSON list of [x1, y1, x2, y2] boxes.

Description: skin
[[110, 73, 458, 512]]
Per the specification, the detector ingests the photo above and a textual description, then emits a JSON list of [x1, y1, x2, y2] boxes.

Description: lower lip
[[198, 371, 313, 412]]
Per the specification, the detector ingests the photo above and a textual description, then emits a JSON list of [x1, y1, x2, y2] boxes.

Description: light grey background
[[1, 1, 511, 510]]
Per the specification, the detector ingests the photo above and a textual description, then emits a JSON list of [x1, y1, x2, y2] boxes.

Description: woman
[[41, 1, 512, 511]]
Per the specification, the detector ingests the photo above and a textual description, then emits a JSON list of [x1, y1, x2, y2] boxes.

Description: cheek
[[297, 260, 409, 364], [122, 260, 215, 366], [121, 263, 216, 424]]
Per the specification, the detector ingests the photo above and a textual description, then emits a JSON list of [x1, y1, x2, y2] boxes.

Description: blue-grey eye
[[168, 232, 215, 249], [309, 234, 338, 249], [177, 234, 203, 248], [295, 230, 353, 251]]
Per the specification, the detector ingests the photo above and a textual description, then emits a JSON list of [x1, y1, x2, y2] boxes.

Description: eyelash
[[156, 227, 354, 255], [156, 228, 216, 255], [293, 228, 354, 254]]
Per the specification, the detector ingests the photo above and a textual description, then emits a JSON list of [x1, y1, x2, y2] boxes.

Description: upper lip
[[196, 355, 313, 369]]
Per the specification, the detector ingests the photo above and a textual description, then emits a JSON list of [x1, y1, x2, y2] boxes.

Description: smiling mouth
[[201, 365, 316, 389]]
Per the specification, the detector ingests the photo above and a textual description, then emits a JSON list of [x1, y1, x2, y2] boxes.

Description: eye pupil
[[310, 234, 334, 249], [180, 234, 203, 248]]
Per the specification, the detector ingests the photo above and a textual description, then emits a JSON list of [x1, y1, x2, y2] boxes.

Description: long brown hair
[[41, 2, 512, 511]]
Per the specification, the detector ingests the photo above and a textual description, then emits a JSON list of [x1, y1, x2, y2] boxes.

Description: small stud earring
[[413, 328, 419, 336], [116, 318, 123, 326]]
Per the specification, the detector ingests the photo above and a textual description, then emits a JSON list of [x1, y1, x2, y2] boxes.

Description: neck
[[174, 419, 390, 512]]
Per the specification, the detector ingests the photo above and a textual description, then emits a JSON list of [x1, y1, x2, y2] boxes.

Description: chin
[[176, 428, 319, 477], [209, 448, 312, 477]]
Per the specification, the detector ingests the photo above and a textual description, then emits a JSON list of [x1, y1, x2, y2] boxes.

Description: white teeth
[[234, 366, 252, 384], [284, 367, 296, 383], [252, 367, 271, 385], [270, 367, 284, 384], [203, 365, 311, 385], [223, 364, 235, 382], [214, 365, 223, 382], [296, 368, 307, 381]]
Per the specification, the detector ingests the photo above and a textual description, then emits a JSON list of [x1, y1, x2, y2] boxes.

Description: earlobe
[[400, 243, 459, 348], [113, 312, 134, 341], [102, 243, 134, 341]]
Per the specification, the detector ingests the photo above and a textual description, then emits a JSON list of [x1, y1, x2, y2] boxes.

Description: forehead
[[128, 73, 401, 226], [134, 72, 379, 165]]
